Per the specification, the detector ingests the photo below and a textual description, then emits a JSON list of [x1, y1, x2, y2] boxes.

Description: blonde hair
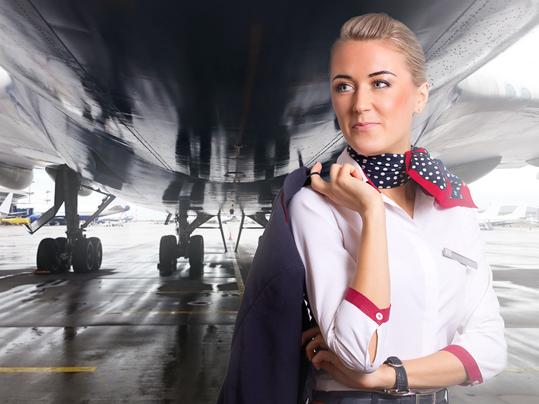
[[333, 13, 427, 86]]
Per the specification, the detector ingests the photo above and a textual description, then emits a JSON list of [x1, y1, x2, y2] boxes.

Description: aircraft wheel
[[36, 238, 59, 273], [159, 235, 177, 276], [54, 237, 71, 273], [72, 238, 95, 273], [89, 237, 102, 270], [188, 235, 204, 278]]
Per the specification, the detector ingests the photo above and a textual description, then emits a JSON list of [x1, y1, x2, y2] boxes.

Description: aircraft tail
[[0, 193, 13, 216], [510, 204, 527, 219]]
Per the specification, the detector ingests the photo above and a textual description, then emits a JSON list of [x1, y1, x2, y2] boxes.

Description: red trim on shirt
[[441, 344, 483, 385], [344, 287, 390, 325]]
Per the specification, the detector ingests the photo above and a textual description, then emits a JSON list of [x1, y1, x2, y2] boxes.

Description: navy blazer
[[216, 166, 317, 404]]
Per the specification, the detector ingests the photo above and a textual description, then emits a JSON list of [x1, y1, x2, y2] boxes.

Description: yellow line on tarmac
[[0, 367, 96, 373]]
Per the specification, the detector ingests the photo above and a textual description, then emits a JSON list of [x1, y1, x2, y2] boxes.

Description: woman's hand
[[312, 349, 391, 390], [301, 326, 392, 390], [309, 161, 383, 217]]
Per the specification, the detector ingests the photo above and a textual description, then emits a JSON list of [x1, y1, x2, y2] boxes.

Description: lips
[[354, 122, 378, 126], [352, 122, 379, 128]]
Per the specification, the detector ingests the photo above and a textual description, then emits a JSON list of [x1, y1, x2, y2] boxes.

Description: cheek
[[378, 90, 414, 123], [331, 95, 350, 117]]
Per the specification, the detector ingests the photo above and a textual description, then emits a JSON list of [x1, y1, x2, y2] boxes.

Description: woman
[[289, 13, 507, 403]]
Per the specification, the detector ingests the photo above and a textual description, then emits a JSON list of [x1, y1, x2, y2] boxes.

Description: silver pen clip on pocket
[[441, 247, 478, 270]]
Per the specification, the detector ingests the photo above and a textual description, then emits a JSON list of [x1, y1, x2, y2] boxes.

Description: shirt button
[[376, 312, 383, 321]]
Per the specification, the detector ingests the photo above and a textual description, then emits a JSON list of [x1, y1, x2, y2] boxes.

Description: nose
[[352, 87, 372, 113]]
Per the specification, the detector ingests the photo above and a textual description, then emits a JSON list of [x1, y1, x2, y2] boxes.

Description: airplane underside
[[0, 0, 538, 276]]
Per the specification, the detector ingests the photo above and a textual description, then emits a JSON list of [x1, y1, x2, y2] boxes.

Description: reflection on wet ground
[[0, 222, 250, 403], [0, 223, 538, 403]]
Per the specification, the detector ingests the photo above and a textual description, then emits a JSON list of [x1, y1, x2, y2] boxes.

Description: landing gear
[[36, 238, 60, 273], [235, 210, 268, 252], [89, 237, 103, 270], [158, 208, 227, 278], [72, 238, 95, 273], [156, 207, 269, 278], [188, 235, 204, 278], [54, 237, 71, 273], [27, 165, 112, 274], [158, 235, 177, 276]]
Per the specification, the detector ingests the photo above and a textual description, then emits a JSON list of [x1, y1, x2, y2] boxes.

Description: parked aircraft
[[27, 205, 131, 226], [0, 193, 13, 217], [0, 1, 538, 276], [478, 204, 528, 229]]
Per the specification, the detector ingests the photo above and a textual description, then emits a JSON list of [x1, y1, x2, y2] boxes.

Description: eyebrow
[[332, 70, 397, 81]]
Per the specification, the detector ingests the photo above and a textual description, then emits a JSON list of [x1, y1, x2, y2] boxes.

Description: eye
[[373, 80, 390, 89], [335, 82, 353, 93]]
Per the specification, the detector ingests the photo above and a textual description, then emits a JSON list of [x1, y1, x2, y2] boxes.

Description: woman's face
[[330, 39, 429, 156]]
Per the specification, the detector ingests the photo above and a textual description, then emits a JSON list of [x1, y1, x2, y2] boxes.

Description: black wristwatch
[[383, 356, 412, 396]]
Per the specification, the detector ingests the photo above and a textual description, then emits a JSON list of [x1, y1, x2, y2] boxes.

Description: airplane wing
[[0, 0, 537, 275]]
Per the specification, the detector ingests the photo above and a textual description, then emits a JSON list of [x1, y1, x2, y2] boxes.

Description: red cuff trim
[[344, 287, 390, 325], [441, 344, 483, 386]]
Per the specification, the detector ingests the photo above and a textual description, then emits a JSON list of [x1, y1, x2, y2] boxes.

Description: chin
[[345, 138, 389, 157], [346, 134, 411, 156]]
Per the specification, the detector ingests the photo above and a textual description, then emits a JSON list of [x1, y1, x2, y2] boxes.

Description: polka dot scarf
[[346, 145, 477, 209]]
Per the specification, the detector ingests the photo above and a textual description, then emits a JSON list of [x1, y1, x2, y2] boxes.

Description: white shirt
[[289, 146, 507, 392]]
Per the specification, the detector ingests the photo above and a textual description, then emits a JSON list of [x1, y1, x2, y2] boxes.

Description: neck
[[346, 145, 413, 189], [380, 181, 418, 219], [380, 180, 416, 201]]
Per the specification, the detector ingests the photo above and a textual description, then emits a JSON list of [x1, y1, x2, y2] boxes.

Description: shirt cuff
[[344, 287, 391, 326], [441, 344, 484, 386]]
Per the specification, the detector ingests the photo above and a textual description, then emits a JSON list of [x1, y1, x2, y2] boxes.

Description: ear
[[414, 81, 429, 113]]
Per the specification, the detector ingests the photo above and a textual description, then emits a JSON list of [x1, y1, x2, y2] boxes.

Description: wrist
[[383, 356, 411, 393], [360, 203, 385, 222], [377, 364, 397, 389]]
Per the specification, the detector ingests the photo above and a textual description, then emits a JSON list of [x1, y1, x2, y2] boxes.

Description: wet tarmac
[[0, 222, 538, 403]]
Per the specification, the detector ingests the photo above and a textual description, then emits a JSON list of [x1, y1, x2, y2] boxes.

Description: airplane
[[0, 192, 34, 224], [478, 204, 528, 229], [27, 204, 131, 226], [0, 193, 13, 217], [0, 1, 538, 277], [97, 215, 134, 226]]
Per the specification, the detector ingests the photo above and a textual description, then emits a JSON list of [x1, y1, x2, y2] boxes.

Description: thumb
[[350, 167, 364, 180]]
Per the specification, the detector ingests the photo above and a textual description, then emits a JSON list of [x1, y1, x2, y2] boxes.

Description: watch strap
[[383, 356, 409, 393]]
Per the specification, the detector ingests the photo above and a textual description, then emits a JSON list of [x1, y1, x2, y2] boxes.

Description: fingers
[[313, 354, 358, 387], [305, 334, 328, 362], [341, 163, 361, 180], [309, 162, 328, 195], [301, 326, 320, 346], [312, 350, 334, 370], [329, 163, 341, 183], [350, 169, 363, 181]]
